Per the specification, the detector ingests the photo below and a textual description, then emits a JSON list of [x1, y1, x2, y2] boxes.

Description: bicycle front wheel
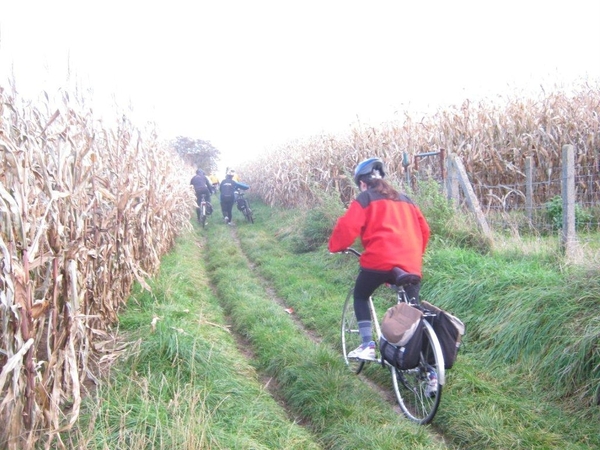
[[341, 288, 365, 374], [390, 320, 444, 424], [245, 208, 254, 223]]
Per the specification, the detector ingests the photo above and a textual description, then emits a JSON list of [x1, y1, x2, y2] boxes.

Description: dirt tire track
[[224, 228, 410, 417], [201, 229, 314, 432]]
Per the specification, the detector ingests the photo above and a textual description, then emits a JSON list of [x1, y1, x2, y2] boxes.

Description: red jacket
[[328, 190, 430, 275]]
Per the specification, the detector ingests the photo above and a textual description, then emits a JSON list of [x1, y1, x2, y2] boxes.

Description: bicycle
[[235, 189, 254, 223], [339, 247, 445, 424], [196, 194, 211, 228]]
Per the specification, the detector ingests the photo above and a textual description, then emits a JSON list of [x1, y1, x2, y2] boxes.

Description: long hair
[[364, 178, 400, 200]]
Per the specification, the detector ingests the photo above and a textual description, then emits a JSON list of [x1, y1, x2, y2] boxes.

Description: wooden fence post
[[402, 152, 411, 187], [445, 154, 460, 207], [561, 145, 579, 259], [525, 156, 533, 224], [450, 154, 493, 243]]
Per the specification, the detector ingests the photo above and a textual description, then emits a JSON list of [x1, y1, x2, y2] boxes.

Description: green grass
[[423, 245, 600, 404], [65, 230, 322, 449], [232, 200, 600, 449], [69, 197, 600, 449]]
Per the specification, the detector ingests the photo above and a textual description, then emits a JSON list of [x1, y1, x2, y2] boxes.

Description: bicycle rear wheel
[[201, 204, 207, 227], [390, 320, 444, 424], [341, 288, 365, 374]]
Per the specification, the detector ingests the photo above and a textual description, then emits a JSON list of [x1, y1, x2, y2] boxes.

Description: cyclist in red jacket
[[328, 157, 430, 360]]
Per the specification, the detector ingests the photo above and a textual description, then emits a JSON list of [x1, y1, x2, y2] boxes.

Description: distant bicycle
[[235, 189, 254, 223], [338, 247, 445, 424]]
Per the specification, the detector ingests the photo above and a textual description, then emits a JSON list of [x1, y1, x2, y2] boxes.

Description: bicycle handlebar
[[329, 247, 361, 257]]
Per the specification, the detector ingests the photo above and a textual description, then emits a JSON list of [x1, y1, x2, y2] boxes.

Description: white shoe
[[348, 341, 376, 360]]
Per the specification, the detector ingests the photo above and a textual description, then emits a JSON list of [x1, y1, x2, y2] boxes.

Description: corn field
[[0, 86, 193, 449], [241, 81, 600, 211]]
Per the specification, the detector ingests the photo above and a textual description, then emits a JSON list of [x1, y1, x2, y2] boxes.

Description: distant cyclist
[[328, 157, 431, 360], [190, 168, 214, 214], [208, 172, 220, 192], [219, 169, 249, 225], [225, 166, 241, 182]]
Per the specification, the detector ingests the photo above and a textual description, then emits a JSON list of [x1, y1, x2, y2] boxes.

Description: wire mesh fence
[[411, 152, 599, 263]]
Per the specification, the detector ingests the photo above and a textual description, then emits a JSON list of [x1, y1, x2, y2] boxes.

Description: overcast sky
[[1, 1, 599, 169]]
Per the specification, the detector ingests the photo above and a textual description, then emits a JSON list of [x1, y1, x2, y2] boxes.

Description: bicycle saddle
[[390, 267, 421, 286]]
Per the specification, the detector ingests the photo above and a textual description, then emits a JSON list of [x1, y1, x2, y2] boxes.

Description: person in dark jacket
[[190, 169, 214, 213], [219, 169, 249, 225], [328, 157, 430, 360]]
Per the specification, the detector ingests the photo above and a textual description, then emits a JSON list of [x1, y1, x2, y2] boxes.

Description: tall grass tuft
[[288, 191, 346, 253], [423, 244, 600, 407], [412, 179, 493, 253]]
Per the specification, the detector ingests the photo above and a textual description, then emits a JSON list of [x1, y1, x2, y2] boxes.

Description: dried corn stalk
[[0, 85, 192, 449], [240, 82, 599, 210]]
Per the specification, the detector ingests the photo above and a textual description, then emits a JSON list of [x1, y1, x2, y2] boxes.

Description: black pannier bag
[[236, 197, 246, 211], [379, 303, 424, 370], [380, 331, 423, 370], [421, 300, 465, 369]]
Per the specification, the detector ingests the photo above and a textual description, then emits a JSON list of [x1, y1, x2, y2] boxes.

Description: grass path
[[203, 213, 443, 449], [68, 199, 599, 449], [66, 227, 323, 449]]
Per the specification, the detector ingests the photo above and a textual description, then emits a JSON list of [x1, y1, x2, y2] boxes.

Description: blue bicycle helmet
[[353, 157, 385, 186]]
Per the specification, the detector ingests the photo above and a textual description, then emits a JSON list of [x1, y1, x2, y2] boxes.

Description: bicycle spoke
[[390, 320, 443, 424], [341, 288, 365, 374]]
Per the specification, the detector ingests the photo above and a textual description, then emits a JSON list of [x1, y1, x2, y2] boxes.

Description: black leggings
[[220, 197, 235, 221], [353, 268, 420, 322]]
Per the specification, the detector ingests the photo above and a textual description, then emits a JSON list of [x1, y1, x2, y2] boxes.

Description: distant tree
[[172, 136, 220, 172]]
